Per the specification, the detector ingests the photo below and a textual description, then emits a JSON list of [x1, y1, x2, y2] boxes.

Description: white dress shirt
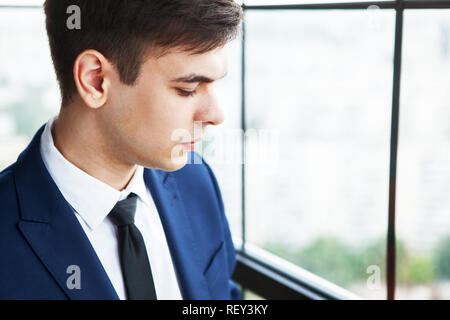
[[39, 116, 183, 300]]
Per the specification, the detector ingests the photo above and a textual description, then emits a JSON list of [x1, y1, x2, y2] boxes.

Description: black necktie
[[108, 193, 157, 300]]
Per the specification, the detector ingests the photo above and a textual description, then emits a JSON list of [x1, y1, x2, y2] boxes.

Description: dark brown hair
[[43, 0, 243, 104]]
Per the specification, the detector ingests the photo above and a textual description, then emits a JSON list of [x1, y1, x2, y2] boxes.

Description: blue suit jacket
[[0, 125, 242, 300]]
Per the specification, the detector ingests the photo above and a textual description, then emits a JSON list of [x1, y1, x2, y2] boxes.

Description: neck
[[52, 104, 136, 191]]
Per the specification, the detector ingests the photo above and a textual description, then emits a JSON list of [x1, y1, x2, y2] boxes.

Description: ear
[[73, 49, 111, 109]]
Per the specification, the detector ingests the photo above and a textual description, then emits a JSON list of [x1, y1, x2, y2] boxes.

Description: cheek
[[127, 100, 172, 148], [128, 83, 195, 145]]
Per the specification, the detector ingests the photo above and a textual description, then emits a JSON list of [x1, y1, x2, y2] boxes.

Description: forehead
[[141, 45, 229, 81]]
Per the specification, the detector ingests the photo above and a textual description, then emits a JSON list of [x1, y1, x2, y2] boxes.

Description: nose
[[195, 89, 225, 127]]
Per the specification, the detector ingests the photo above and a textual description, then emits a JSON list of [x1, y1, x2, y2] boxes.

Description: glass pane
[[245, 9, 395, 299], [397, 9, 450, 300], [0, 8, 60, 170]]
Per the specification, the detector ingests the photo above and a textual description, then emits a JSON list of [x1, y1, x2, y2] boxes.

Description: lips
[[181, 138, 202, 144], [182, 141, 197, 151]]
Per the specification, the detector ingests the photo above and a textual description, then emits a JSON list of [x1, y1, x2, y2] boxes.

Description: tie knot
[[109, 193, 138, 227]]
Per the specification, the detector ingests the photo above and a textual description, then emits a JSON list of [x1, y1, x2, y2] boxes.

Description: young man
[[0, 0, 243, 300]]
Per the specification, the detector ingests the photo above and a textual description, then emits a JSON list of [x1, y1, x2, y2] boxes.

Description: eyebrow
[[170, 72, 228, 83]]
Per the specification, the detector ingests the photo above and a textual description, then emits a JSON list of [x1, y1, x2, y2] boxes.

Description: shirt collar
[[40, 115, 150, 230]]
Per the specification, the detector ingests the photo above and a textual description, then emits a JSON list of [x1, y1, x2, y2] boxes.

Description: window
[[245, 9, 394, 300], [0, 7, 59, 170], [237, 0, 450, 300], [397, 9, 450, 300]]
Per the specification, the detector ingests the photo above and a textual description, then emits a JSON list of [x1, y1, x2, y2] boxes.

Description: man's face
[[98, 45, 228, 172]]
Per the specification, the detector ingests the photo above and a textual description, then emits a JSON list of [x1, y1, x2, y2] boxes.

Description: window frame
[[236, 0, 450, 300]]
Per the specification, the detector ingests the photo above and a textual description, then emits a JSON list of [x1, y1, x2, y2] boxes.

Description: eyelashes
[[176, 88, 197, 97]]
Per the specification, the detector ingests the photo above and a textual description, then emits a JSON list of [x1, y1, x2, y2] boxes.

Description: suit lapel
[[14, 125, 118, 300], [144, 168, 211, 300]]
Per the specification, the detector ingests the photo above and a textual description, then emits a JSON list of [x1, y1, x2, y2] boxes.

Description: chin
[[147, 151, 188, 172], [163, 162, 187, 172], [138, 146, 189, 172]]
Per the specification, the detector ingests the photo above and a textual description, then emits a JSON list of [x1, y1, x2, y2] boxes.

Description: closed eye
[[176, 88, 197, 97]]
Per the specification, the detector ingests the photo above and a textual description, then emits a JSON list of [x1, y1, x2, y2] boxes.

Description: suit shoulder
[[0, 162, 20, 224], [0, 162, 16, 194]]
